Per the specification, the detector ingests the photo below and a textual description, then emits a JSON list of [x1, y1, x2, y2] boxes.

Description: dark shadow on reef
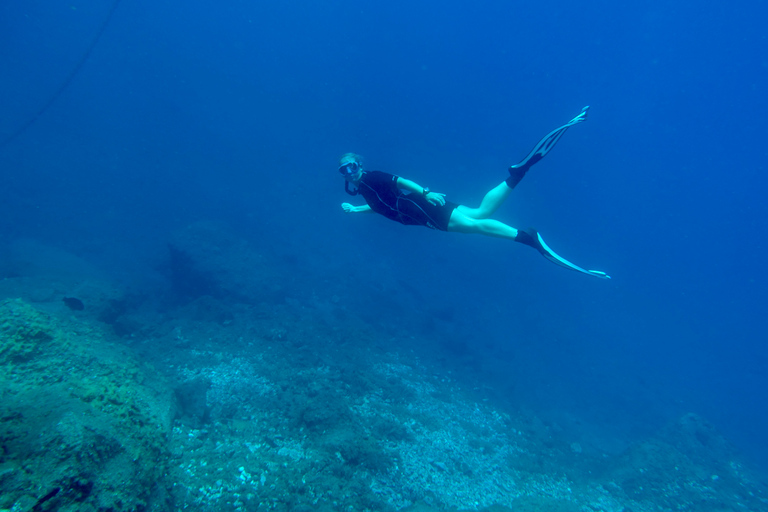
[[165, 221, 297, 304]]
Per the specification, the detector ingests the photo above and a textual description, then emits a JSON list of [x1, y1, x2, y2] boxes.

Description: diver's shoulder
[[364, 170, 396, 181]]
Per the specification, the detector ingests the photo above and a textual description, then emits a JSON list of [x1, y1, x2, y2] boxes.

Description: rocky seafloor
[[1, 229, 766, 512]]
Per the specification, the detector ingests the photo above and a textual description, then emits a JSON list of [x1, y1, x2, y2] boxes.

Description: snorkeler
[[339, 106, 610, 279]]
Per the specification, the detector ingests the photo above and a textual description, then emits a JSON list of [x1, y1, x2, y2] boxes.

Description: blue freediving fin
[[518, 228, 611, 279], [507, 106, 590, 188]]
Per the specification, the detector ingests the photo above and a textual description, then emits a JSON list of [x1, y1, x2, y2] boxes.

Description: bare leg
[[455, 107, 590, 220], [454, 181, 512, 220], [448, 210, 610, 279], [447, 209, 518, 239], [442, 106, 609, 279]]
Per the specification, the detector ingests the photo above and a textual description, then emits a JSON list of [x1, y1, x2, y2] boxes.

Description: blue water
[[2, 0, 767, 468]]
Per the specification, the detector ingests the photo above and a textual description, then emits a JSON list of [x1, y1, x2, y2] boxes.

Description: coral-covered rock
[[0, 299, 176, 511]]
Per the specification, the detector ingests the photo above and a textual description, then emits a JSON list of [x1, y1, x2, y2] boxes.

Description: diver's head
[[338, 153, 363, 181]]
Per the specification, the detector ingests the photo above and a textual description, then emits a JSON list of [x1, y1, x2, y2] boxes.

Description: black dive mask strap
[[345, 181, 359, 196]]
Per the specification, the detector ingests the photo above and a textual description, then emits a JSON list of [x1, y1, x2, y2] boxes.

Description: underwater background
[[1, 0, 767, 510]]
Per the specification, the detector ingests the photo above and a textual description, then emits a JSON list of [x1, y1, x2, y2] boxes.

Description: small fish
[[62, 297, 85, 311]]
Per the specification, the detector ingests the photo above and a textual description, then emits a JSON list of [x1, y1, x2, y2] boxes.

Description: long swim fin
[[507, 106, 590, 189], [516, 228, 610, 279]]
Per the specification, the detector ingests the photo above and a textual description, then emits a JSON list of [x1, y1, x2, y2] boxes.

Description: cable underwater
[[0, 0, 122, 149]]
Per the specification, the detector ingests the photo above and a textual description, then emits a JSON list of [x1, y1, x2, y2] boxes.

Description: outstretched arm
[[341, 203, 373, 213]]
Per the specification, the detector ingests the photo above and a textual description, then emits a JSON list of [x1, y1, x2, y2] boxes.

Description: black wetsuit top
[[355, 171, 457, 231]]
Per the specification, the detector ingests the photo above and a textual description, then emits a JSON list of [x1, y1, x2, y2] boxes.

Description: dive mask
[[338, 161, 360, 176]]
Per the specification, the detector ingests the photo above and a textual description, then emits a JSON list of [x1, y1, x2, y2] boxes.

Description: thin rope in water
[[0, 0, 122, 149]]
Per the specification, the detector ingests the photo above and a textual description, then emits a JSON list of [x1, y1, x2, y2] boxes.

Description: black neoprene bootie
[[506, 166, 528, 189], [514, 228, 540, 250]]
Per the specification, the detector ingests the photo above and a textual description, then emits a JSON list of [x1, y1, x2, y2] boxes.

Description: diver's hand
[[425, 192, 446, 206], [341, 203, 355, 213]]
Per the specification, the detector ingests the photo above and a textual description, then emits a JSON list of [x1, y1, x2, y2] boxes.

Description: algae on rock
[[0, 298, 176, 512]]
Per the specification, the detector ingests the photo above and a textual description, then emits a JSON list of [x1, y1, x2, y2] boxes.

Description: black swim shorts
[[395, 196, 458, 231]]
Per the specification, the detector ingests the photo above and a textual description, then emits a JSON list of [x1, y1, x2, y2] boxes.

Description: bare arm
[[341, 203, 373, 213], [396, 177, 446, 206]]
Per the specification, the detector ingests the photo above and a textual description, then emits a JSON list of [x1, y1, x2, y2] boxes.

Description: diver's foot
[[514, 228, 540, 249], [506, 165, 528, 189]]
